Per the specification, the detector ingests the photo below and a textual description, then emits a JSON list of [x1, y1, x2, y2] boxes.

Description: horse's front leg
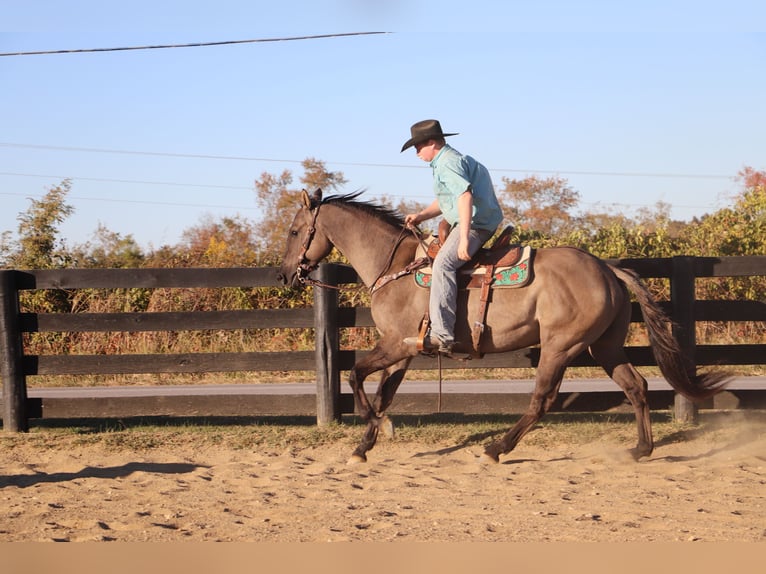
[[347, 365, 379, 464], [371, 358, 413, 440], [347, 348, 412, 464]]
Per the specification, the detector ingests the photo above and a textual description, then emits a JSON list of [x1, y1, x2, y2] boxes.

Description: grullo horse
[[277, 189, 729, 464]]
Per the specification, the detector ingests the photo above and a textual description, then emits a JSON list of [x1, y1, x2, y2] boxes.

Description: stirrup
[[403, 335, 454, 356]]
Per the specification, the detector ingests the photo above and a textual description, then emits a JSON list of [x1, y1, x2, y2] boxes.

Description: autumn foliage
[[1, 163, 764, 374]]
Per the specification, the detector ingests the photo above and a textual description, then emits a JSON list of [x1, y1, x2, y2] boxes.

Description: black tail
[[610, 265, 730, 400]]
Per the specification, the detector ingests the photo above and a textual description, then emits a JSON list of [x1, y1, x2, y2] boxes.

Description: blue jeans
[[429, 226, 495, 344]]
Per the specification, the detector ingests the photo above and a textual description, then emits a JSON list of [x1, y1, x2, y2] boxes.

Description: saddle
[[415, 224, 533, 290], [414, 222, 535, 358]]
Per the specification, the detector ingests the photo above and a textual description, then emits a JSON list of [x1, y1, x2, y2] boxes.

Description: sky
[[1, 1, 765, 251]]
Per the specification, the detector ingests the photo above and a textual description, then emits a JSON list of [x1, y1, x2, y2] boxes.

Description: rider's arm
[[457, 190, 473, 260]]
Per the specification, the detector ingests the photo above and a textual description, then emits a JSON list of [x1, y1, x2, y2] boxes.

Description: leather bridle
[[294, 200, 429, 292], [295, 202, 323, 286]]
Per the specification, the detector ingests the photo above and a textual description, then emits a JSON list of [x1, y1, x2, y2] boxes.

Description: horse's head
[[276, 188, 334, 288]]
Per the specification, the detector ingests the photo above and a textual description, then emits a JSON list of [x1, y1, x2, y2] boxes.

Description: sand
[[1, 413, 764, 543]]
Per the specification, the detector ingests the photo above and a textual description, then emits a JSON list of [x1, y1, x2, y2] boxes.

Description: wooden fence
[[1, 256, 765, 432]]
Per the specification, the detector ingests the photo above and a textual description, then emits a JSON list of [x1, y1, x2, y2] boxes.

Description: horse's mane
[[322, 191, 405, 228]]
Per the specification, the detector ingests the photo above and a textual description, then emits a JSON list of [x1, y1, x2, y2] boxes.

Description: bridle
[[294, 201, 429, 292], [295, 201, 323, 286]]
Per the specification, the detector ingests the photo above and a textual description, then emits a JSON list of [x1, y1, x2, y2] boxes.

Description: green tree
[[71, 224, 145, 268], [682, 167, 766, 257], [3, 180, 75, 315], [8, 179, 74, 269]]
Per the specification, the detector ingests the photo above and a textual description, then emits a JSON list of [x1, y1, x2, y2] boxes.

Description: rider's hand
[[404, 213, 419, 229], [458, 237, 471, 261]]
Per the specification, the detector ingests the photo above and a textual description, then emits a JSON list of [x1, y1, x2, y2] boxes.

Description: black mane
[[322, 191, 405, 228]]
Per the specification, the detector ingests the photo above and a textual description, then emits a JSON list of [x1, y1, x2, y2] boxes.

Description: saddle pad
[[415, 245, 533, 289]]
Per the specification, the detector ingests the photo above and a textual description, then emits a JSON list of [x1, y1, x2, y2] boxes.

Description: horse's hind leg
[[483, 349, 572, 463], [589, 338, 654, 460]]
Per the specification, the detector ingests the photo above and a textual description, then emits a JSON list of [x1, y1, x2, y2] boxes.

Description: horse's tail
[[609, 265, 730, 400]]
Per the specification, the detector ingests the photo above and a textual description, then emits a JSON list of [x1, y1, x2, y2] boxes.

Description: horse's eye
[[290, 230, 299, 236]]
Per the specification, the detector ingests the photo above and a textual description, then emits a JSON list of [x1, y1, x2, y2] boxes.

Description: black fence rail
[[1, 256, 765, 432]]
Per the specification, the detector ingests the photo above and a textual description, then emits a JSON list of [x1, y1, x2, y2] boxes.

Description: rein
[[295, 204, 448, 405], [297, 202, 429, 293], [368, 226, 430, 295]]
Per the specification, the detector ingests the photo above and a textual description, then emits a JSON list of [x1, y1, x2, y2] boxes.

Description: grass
[[24, 363, 766, 389], [6, 410, 760, 455]]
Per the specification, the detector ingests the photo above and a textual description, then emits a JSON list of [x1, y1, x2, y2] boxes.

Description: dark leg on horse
[[590, 341, 654, 459], [348, 368, 381, 463], [483, 351, 571, 463], [348, 367, 375, 423], [354, 359, 412, 445], [348, 349, 410, 464], [373, 359, 412, 419], [351, 422, 380, 463], [589, 314, 654, 459]]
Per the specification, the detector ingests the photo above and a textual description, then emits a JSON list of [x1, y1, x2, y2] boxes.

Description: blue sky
[[2, 1, 765, 250]]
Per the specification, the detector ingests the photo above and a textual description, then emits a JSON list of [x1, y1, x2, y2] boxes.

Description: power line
[[0, 189, 715, 216], [0, 190, 258, 211], [0, 171, 433, 205], [0, 32, 390, 57], [0, 142, 304, 165], [0, 171, 252, 191], [0, 142, 736, 181], [0, 174, 722, 212]]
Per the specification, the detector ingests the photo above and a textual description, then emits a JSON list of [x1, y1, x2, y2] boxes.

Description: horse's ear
[[301, 188, 323, 210]]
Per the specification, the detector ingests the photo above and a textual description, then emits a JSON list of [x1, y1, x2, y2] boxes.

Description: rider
[[402, 119, 503, 355]]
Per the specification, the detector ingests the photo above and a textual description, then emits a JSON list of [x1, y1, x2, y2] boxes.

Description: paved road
[[28, 376, 766, 398]]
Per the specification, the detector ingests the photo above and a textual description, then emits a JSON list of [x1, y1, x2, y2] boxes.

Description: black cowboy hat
[[400, 119, 458, 152]]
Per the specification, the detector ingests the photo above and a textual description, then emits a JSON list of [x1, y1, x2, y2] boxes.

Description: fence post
[[670, 256, 697, 423], [314, 263, 341, 425], [0, 270, 28, 432]]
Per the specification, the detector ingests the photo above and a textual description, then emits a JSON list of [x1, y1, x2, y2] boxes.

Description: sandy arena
[[1, 411, 764, 543]]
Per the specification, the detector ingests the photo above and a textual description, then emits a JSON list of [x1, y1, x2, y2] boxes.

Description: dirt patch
[[1, 412, 764, 542]]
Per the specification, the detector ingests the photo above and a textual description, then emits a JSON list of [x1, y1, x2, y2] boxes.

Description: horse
[[277, 188, 729, 464]]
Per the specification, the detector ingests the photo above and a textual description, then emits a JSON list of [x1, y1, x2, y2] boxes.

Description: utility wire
[[0, 171, 252, 191], [0, 142, 735, 181], [0, 32, 390, 57], [0, 188, 716, 212], [0, 190, 257, 211], [0, 174, 722, 212]]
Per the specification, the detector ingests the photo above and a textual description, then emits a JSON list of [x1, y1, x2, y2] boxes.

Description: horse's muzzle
[[276, 270, 299, 288], [275, 268, 305, 289]]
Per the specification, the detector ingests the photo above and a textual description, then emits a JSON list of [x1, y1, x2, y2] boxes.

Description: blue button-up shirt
[[430, 144, 503, 231]]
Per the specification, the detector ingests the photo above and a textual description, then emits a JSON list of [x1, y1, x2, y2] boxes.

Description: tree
[[0, 230, 14, 268], [682, 166, 766, 258], [71, 224, 145, 268], [253, 158, 347, 264], [10, 179, 74, 269], [497, 175, 580, 236], [3, 180, 75, 314], [178, 214, 260, 267]]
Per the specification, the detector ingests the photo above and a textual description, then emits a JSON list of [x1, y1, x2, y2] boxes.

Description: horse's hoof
[[479, 452, 500, 465], [630, 447, 653, 461], [347, 454, 367, 466], [379, 416, 395, 439]]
